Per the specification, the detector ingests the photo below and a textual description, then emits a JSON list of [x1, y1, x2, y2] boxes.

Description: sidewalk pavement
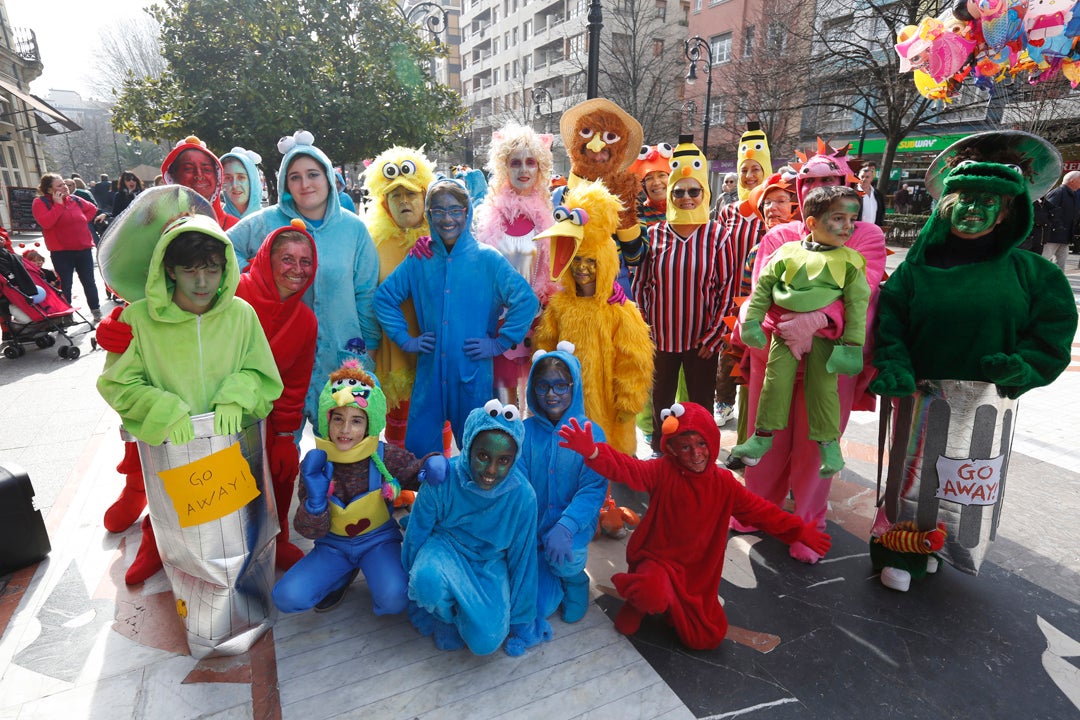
[[1, 235, 1079, 719]]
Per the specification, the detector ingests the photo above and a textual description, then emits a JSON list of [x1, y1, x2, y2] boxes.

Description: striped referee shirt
[[633, 220, 737, 354]]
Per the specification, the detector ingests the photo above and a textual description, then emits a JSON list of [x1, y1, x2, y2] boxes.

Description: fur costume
[[272, 362, 439, 615], [559, 99, 645, 253], [559, 402, 823, 650], [533, 179, 654, 455], [873, 161, 1077, 398], [403, 401, 542, 656], [364, 146, 437, 410]]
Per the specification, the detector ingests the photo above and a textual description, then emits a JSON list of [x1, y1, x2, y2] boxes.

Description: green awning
[[853, 133, 970, 155]]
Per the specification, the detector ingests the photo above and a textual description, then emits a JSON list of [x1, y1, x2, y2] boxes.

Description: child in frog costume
[[271, 361, 448, 614], [731, 186, 871, 478]]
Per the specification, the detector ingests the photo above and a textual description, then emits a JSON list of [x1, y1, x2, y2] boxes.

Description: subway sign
[[848, 133, 970, 155]]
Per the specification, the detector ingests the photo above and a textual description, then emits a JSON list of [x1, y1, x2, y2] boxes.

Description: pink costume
[[741, 219, 885, 546]]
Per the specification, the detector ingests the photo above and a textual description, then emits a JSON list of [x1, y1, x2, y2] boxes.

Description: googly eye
[[1004, 163, 1022, 176], [660, 408, 672, 421], [692, 159, 703, 170], [601, 131, 621, 144], [382, 163, 401, 179], [502, 405, 521, 421], [753, 142, 764, 151], [657, 143, 673, 158], [740, 143, 749, 154], [671, 403, 685, 417], [637, 145, 650, 160], [579, 128, 595, 139], [277, 136, 297, 154], [484, 399, 503, 417], [553, 205, 572, 222], [400, 160, 417, 175], [568, 208, 589, 226], [670, 158, 682, 170]]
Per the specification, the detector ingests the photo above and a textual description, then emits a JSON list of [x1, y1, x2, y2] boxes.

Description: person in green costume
[[731, 186, 870, 477]]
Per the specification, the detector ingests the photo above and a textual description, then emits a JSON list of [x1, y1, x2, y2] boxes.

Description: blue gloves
[[463, 336, 508, 360], [419, 454, 449, 486], [826, 345, 864, 376], [741, 319, 766, 349], [300, 449, 334, 514], [506, 621, 539, 657], [544, 522, 574, 566], [401, 332, 436, 354]]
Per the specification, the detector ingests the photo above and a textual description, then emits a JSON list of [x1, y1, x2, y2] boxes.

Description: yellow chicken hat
[[667, 134, 711, 225], [363, 146, 436, 247], [737, 122, 773, 201], [533, 179, 622, 295]]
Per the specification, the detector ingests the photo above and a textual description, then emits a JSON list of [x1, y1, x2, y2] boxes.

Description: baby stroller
[[0, 246, 97, 359]]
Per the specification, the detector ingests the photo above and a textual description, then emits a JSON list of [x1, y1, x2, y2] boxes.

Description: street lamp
[[586, 0, 603, 98], [684, 36, 713, 160], [397, 1, 450, 49], [533, 86, 553, 122]]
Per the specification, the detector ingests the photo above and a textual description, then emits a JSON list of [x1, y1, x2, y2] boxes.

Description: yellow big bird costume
[[364, 146, 436, 446], [533, 179, 654, 455]]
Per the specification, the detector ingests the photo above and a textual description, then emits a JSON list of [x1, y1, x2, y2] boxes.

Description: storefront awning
[[0, 77, 80, 133]]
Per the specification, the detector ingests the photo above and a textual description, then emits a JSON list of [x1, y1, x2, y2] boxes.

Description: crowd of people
[[16, 101, 1075, 660]]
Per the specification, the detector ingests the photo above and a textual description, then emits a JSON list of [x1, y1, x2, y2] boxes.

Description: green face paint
[[469, 430, 517, 490], [950, 192, 1004, 239]]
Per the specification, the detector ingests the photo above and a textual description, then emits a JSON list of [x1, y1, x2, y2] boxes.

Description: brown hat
[[559, 98, 643, 173]]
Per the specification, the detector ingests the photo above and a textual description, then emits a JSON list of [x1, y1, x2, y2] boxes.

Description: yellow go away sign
[[158, 443, 261, 527]]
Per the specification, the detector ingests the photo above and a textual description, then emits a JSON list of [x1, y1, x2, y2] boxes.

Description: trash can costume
[[871, 132, 1078, 589]]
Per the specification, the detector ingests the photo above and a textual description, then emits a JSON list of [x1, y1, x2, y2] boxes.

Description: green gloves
[[869, 364, 915, 397], [214, 403, 244, 436], [741, 320, 766, 349], [981, 353, 1033, 389], [168, 416, 195, 445], [826, 345, 863, 376]]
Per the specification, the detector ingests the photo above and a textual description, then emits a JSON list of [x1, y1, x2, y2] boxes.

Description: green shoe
[[818, 441, 845, 477], [730, 433, 773, 461]]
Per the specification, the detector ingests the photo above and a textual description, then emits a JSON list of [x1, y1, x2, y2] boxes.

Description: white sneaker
[[714, 402, 734, 425], [880, 567, 911, 592]]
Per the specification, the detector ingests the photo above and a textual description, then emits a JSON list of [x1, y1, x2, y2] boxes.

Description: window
[[694, 0, 702, 11], [766, 22, 788, 54], [494, 67, 500, 83], [523, 20, 531, 40], [653, 38, 664, 57], [709, 97, 724, 125], [493, 37, 499, 53], [743, 25, 754, 57], [523, 55, 531, 74], [513, 27, 518, 44], [513, 59, 519, 79], [710, 32, 732, 64], [656, 0, 667, 20], [737, 96, 748, 124], [570, 33, 585, 56]]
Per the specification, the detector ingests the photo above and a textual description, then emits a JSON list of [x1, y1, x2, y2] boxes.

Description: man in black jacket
[[857, 162, 886, 227], [1042, 171, 1080, 271]]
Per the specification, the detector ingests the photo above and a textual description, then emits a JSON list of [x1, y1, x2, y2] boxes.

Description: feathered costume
[[560, 402, 822, 650], [364, 146, 436, 414], [534, 179, 654, 455], [475, 125, 559, 398]]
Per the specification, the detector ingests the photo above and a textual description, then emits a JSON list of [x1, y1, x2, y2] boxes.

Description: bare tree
[[87, 14, 166, 99]]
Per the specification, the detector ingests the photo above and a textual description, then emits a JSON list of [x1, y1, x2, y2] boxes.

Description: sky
[[6, 0, 155, 100]]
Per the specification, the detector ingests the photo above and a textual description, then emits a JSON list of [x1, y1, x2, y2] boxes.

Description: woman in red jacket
[[31, 173, 107, 321]]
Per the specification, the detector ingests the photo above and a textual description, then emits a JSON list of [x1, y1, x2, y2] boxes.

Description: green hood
[[907, 162, 1032, 265], [145, 214, 240, 322]]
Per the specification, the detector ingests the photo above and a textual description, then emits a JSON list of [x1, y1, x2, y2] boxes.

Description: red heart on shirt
[[345, 519, 371, 537]]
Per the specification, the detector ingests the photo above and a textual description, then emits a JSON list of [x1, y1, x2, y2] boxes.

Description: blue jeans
[[50, 249, 99, 310]]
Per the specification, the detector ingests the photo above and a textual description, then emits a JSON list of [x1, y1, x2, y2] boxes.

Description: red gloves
[[797, 522, 832, 557], [269, 434, 300, 481], [96, 306, 133, 353], [557, 418, 598, 459]]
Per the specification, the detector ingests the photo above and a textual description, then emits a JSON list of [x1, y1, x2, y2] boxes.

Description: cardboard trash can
[[128, 412, 279, 658]]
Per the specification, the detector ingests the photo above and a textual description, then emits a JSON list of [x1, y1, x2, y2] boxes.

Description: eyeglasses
[[429, 206, 465, 219], [671, 188, 703, 199], [534, 381, 572, 395]]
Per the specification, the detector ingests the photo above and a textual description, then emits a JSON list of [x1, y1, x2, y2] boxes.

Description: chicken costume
[[364, 146, 436, 445], [559, 99, 646, 280], [870, 135, 1077, 586], [534, 179, 654, 454], [558, 402, 825, 650]]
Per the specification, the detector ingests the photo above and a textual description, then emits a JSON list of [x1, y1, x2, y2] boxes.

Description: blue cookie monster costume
[[522, 345, 607, 624], [228, 134, 381, 426], [374, 177, 539, 457], [402, 401, 541, 656]]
